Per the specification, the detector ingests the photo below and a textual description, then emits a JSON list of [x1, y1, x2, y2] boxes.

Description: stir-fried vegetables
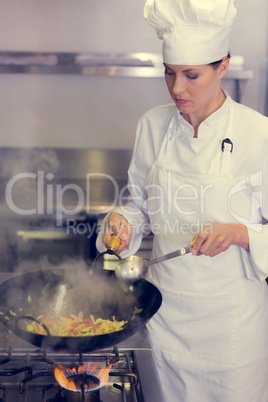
[[25, 311, 128, 337]]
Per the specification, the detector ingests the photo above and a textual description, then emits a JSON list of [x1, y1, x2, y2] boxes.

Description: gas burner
[[54, 363, 110, 396], [64, 383, 101, 402], [48, 387, 101, 402], [62, 372, 100, 391], [0, 347, 142, 402], [0, 327, 165, 401]]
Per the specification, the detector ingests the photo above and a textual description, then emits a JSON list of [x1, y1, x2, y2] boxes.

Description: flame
[[54, 363, 111, 392]]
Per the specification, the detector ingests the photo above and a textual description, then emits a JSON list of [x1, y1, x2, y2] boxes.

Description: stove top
[[0, 347, 138, 401], [0, 328, 165, 402], [0, 274, 165, 402]]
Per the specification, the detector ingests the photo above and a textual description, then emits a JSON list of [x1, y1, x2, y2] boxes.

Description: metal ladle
[[115, 245, 192, 283]]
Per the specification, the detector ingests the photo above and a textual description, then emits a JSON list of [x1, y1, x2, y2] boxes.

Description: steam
[[0, 148, 141, 352], [0, 148, 102, 275], [0, 260, 138, 354], [0, 148, 61, 270], [0, 148, 60, 214]]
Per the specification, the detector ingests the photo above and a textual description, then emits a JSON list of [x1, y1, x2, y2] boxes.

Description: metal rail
[[0, 51, 254, 81]]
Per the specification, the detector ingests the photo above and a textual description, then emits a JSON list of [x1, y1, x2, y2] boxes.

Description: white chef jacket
[[98, 94, 268, 281], [96, 93, 268, 401]]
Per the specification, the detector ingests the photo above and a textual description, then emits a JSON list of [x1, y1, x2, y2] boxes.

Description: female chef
[[96, 1, 268, 400]]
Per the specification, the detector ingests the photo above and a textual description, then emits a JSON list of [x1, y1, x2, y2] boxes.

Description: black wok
[[0, 268, 162, 353]]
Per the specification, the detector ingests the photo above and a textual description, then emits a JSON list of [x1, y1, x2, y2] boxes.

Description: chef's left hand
[[191, 223, 249, 257]]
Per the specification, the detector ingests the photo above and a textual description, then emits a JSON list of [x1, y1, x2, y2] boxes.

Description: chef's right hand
[[102, 212, 133, 254]]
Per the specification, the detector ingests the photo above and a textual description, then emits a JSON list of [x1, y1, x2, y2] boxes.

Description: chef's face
[[164, 60, 228, 118]]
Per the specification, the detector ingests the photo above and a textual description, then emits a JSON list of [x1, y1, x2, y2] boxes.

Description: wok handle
[[93, 234, 121, 266], [146, 245, 192, 267], [107, 234, 121, 253]]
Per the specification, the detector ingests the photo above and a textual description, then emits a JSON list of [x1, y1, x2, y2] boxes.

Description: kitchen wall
[[0, 0, 267, 149]]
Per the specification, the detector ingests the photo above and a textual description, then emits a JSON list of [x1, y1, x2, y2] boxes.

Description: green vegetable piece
[[26, 324, 34, 332], [133, 308, 142, 315]]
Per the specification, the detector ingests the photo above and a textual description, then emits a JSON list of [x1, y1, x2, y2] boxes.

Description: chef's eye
[[164, 67, 175, 76], [187, 74, 198, 80]]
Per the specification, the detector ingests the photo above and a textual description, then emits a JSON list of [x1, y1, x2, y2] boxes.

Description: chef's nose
[[172, 74, 185, 95]]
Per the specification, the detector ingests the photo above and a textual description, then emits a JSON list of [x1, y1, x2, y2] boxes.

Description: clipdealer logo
[[227, 170, 263, 229], [4, 171, 128, 225], [4, 169, 264, 233]]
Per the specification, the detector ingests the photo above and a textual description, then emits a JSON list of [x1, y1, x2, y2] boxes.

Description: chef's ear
[[218, 57, 230, 79]]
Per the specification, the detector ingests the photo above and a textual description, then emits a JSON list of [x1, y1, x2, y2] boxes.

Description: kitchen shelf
[[0, 51, 254, 102], [0, 51, 163, 76]]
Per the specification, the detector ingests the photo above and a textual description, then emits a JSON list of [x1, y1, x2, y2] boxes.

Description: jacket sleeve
[[245, 157, 268, 281]]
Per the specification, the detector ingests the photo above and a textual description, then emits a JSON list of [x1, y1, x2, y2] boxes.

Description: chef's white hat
[[144, 0, 237, 65]]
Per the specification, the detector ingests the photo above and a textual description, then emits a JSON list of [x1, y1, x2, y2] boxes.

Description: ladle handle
[[145, 245, 192, 268], [107, 234, 121, 253]]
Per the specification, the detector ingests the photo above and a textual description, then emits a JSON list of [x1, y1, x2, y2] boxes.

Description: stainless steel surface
[[0, 348, 138, 401], [0, 147, 133, 266], [0, 147, 132, 217], [0, 52, 253, 104], [0, 51, 254, 102], [0, 51, 163, 77], [0, 339, 164, 402], [0, 51, 253, 81], [115, 245, 192, 283], [144, 245, 192, 266]]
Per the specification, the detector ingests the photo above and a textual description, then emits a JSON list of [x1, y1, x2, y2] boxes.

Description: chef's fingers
[[191, 226, 214, 255], [192, 225, 231, 257], [102, 212, 132, 253], [114, 217, 133, 253], [196, 236, 217, 256], [107, 213, 132, 244]]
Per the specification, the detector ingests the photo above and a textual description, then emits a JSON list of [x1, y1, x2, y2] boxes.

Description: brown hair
[[210, 52, 231, 69]]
